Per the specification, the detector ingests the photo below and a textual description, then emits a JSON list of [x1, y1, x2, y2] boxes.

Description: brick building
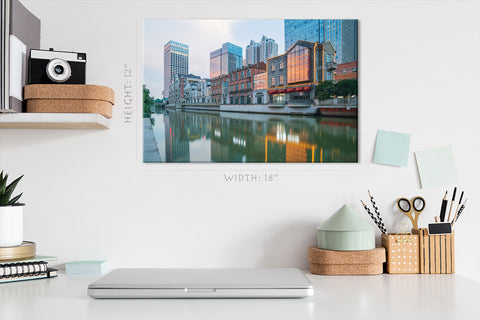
[[210, 75, 229, 104], [334, 61, 358, 81], [228, 62, 266, 104]]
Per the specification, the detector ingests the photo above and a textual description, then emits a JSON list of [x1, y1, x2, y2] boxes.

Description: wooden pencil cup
[[381, 233, 420, 274], [412, 228, 455, 274]]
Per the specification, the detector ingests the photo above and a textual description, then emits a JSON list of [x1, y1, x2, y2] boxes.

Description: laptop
[[88, 268, 314, 299]]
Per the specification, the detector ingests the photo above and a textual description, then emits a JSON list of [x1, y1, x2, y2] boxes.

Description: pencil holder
[[381, 233, 420, 274], [412, 228, 455, 274]]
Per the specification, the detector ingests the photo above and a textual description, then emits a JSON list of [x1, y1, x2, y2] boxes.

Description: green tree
[[315, 81, 336, 101], [335, 79, 358, 97], [143, 85, 155, 117]]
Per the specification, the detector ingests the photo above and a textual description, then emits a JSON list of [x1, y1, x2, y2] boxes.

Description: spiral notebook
[[0, 255, 58, 283]]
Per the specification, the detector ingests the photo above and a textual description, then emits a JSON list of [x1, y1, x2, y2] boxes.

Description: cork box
[[25, 84, 115, 118], [308, 247, 386, 275], [381, 233, 420, 274], [412, 228, 455, 274]]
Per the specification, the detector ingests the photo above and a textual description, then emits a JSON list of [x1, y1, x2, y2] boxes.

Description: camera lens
[[54, 65, 64, 75], [46, 59, 72, 83]]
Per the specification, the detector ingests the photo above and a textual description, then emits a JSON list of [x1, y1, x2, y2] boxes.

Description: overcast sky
[[144, 19, 285, 99]]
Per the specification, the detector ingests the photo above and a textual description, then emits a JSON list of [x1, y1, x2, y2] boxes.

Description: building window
[[287, 45, 311, 83], [271, 77, 276, 86], [247, 82, 251, 89], [247, 96, 251, 104], [235, 97, 239, 104], [235, 73, 238, 80], [230, 85, 233, 91], [241, 71, 244, 79], [279, 76, 284, 85], [247, 69, 251, 77], [240, 96, 244, 104], [230, 74, 233, 81], [230, 97, 234, 104], [241, 83, 245, 90], [236, 84, 239, 91], [271, 64, 276, 72]]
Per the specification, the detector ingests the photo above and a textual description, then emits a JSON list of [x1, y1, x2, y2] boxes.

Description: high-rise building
[[284, 20, 358, 64], [164, 41, 189, 98], [209, 42, 243, 79], [246, 36, 278, 66]]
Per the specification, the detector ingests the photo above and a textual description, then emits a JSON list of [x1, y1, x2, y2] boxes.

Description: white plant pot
[[0, 205, 24, 247]]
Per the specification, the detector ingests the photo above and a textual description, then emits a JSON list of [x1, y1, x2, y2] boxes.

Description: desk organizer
[[412, 228, 455, 274], [24, 84, 115, 118], [381, 233, 419, 274], [308, 247, 385, 275], [382, 233, 420, 273]]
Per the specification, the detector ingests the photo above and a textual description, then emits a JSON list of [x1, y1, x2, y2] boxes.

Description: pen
[[439, 191, 448, 222], [452, 198, 468, 227], [447, 187, 457, 222], [453, 191, 464, 222]]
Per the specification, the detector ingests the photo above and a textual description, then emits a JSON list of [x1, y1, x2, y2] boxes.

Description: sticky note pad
[[415, 146, 458, 189], [373, 130, 411, 167], [65, 261, 108, 275]]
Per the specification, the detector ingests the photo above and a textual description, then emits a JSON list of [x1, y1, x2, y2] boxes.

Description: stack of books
[[0, 255, 57, 283], [1, 0, 40, 112]]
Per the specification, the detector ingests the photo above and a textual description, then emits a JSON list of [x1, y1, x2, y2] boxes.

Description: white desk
[[1, 272, 479, 320]]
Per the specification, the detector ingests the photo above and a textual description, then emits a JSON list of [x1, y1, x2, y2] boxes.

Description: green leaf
[[8, 193, 23, 205], [2, 175, 23, 204], [0, 172, 7, 195]]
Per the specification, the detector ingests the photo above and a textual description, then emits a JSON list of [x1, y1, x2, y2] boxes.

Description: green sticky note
[[415, 146, 458, 189], [373, 130, 411, 167]]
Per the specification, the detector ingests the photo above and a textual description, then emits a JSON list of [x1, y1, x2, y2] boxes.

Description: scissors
[[396, 196, 426, 230]]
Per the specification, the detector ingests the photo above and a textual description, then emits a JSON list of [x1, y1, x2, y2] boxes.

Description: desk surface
[[1, 272, 479, 320]]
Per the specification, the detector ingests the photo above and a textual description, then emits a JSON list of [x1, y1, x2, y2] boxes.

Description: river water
[[145, 109, 357, 163]]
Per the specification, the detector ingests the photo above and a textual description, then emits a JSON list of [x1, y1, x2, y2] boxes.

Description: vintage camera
[[28, 48, 86, 84]]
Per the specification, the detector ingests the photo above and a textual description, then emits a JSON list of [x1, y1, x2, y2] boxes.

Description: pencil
[[447, 187, 457, 222], [361, 200, 386, 234], [439, 191, 448, 222], [368, 190, 386, 234], [453, 191, 464, 222]]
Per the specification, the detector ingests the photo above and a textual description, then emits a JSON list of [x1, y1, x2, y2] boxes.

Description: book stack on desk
[[0, 255, 58, 283]]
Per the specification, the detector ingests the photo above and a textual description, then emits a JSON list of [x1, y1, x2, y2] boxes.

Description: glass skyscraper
[[164, 41, 189, 98], [284, 20, 358, 64], [210, 42, 243, 79]]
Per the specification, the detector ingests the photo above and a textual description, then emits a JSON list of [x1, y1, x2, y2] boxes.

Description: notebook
[[88, 268, 314, 299]]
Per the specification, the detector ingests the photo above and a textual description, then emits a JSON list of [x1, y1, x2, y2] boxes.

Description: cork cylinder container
[[24, 84, 115, 118]]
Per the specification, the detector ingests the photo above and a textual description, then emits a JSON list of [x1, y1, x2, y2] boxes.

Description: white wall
[[1, 0, 480, 281]]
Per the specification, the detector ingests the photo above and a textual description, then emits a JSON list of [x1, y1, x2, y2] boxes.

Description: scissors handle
[[397, 198, 417, 229]]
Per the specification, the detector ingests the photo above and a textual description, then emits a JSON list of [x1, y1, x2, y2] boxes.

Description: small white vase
[[0, 205, 24, 247]]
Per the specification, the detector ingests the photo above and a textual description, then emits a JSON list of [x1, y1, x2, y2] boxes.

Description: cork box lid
[[24, 84, 115, 105]]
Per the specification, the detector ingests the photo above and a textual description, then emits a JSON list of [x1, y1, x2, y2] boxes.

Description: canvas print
[[143, 19, 358, 163]]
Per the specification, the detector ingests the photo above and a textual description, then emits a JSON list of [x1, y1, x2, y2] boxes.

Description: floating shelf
[[0, 113, 111, 129]]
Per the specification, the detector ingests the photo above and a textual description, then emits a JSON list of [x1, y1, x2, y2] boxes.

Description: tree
[[143, 85, 155, 117], [315, 81, 336, 101], [335, 79, 358, 97]]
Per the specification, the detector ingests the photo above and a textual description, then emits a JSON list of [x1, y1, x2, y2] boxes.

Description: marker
[[439, 191, 448, 222], [447, 187, 457, 222]]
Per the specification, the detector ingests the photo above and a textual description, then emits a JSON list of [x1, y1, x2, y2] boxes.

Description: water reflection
[[147, 110, 357, 163]]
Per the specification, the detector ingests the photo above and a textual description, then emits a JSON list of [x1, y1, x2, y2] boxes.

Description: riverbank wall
[[167, 103, 357, 117]]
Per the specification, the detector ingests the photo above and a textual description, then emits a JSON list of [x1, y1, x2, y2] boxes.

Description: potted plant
[[0, 171, 24, 247]]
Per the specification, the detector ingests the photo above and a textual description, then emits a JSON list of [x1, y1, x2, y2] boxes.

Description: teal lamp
[[317, 205, 375, 251]]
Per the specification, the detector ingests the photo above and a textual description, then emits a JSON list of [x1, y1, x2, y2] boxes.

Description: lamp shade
[[316, 205, 375, 251]]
